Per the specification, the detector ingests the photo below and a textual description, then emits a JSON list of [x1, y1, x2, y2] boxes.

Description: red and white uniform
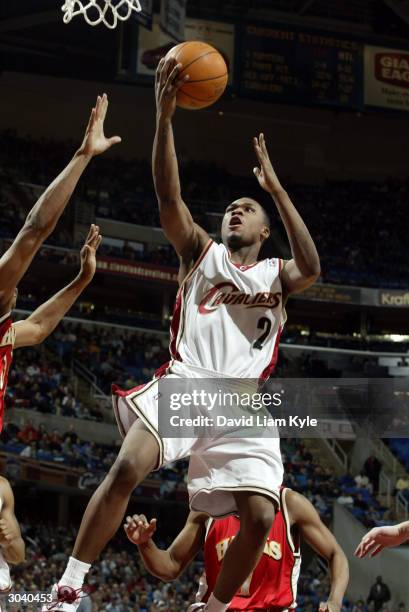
[[199, 488, 301, 611], [113, 241, 285, 517], [170, 241, 285, 381], [0, 313, 15, 432]]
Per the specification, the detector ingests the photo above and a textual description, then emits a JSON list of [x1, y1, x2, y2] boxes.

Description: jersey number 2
[[253, 317, 272, 350]]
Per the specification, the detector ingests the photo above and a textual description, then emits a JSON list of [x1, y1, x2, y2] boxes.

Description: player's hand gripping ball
[[164, 41, 228, 109]]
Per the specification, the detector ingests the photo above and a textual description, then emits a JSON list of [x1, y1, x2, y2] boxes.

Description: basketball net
[[61, 0, 142, 29]]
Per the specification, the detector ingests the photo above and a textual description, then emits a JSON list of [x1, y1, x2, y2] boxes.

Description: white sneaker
[[0, 549, 12, 592], [42, 583, 86, 611]]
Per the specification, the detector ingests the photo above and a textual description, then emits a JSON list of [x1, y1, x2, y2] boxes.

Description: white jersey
[[169, 241, 286, 381]]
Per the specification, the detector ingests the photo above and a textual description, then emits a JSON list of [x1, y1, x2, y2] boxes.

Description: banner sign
[[239, 24, 363, 109], [364, 45, 409, 111], [292, 283, 362, 305], [378, 290, 409, 308], [96, 257, 179, 284]]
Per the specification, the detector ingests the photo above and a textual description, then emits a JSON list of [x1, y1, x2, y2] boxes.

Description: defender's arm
[[287, 490, 348, 612], [125, 511, 207, 581], [0, 94, 120, 314]]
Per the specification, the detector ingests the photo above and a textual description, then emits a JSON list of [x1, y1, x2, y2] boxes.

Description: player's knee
[[106, 456, 141, 495]]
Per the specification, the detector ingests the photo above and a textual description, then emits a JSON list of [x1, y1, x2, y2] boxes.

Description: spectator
[[364, 456, 382, 495], [367, 576, 391, 612], [355, 471, 372, 492]]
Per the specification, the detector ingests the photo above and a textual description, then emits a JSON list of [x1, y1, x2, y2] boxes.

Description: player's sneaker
[[42, 583, 84, 611], [0, 549, 12, 592]]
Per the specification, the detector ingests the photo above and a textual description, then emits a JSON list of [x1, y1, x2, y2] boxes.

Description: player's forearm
[[398, 520, 409, 540], [270, 188, 320, 278], [2, 537, 25, 565], [138, 539, 180, 581], [29, 274, 90, 342], [153, 116, 182, 206], [327, 548, 349, 607], [25, 150, 91, 238]]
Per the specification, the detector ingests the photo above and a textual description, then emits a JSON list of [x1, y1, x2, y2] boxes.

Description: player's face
[[221, 198, 269, 249]]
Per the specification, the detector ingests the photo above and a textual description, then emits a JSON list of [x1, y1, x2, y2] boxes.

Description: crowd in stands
[[1, 420, 120, 472], [48, 323, 169, 394], [11, 519, 400, 611], [6, 348, 105, 421], [1, 130, 408, 288], [2, 433, 403, 610]]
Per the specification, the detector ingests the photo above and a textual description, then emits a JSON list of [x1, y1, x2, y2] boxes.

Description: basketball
[[165, 41, 228, 110]]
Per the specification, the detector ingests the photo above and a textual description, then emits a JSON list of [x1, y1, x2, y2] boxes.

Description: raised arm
[[0, 477, 25, 565], [287, 490, 349, 612], [13, 225, 101, 349], [153, 57, 209, 275], [0, 94, 120, 314], [253, 133, 320, 299], [124, 511, 206, 581]]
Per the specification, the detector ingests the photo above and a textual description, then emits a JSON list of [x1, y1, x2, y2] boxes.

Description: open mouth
[[229, 216, 243, 228]]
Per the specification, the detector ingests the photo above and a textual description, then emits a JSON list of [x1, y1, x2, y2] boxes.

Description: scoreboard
[[238, 24, 363, 110]]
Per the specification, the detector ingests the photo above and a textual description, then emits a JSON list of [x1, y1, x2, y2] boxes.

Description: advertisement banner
[[96, 257, 179, 284], [378, 289, 409, 308], [136, 15, 235, 84], [292, 283, 362, 305], [364, 44, 409, 111]]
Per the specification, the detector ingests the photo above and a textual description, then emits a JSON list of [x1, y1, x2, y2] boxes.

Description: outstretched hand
[[79, 224, 102, 283], [124, 514, 157, 545], [79, 93, 121, 157], [253, 133, 282, 195], [355, 524, 408, 558], [155, 57, 189, 120]]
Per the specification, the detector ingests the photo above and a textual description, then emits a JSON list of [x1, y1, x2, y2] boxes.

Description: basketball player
[[0, 476, 25, 593], [124, 488, 349, 612], [355, 521, 409, 558], [44, 58, 320, 611], [0, 92, 119, 431]]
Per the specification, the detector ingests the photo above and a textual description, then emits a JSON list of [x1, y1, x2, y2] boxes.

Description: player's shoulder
[[0, 476, 12, 496], [284, 489, 317, 524]]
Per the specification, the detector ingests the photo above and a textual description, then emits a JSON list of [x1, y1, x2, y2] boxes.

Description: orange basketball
[[165, 41, 228, 110]]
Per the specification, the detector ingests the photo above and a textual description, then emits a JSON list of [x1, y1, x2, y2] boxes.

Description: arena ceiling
[[0, 0, 408, 82]]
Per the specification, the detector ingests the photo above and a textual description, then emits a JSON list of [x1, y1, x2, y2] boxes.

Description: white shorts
[[112, 361, 283, 518]]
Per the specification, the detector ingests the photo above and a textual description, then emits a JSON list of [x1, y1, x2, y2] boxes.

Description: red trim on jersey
[[169, 240, 213, 361], [231, 261, 259, 271], [169, 287, 183, 361], [227, 248, 260, 271], [259, 324, 283, 384], [0, 316, 14, 433]]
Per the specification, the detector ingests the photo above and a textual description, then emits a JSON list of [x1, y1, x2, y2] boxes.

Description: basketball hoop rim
[[61, 0, 142, 29]]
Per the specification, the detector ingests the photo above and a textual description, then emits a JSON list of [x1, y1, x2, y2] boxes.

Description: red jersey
[[201, 488, 301, 611], [0, 313, 15, 432]]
